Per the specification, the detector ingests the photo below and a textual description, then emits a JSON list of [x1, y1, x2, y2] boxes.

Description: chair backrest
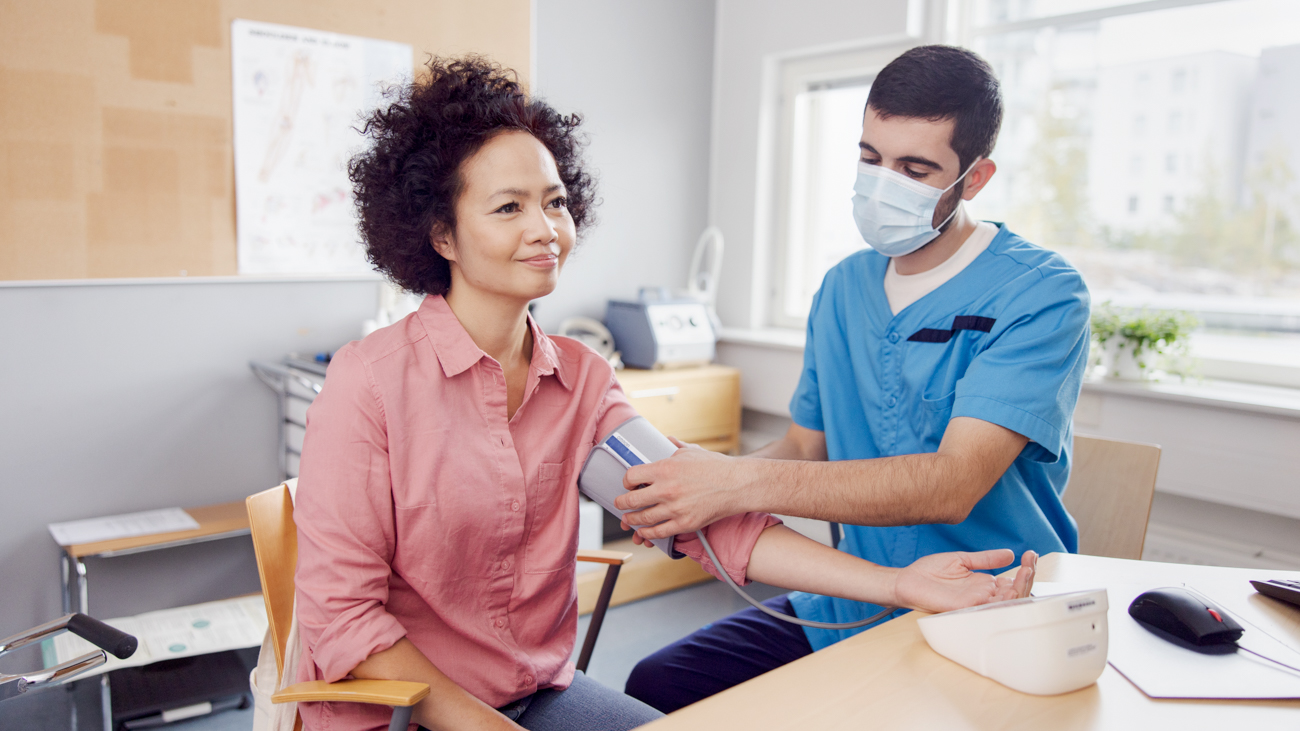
[[1063, 434, 1161, 560], [247, 480, 299, 677]]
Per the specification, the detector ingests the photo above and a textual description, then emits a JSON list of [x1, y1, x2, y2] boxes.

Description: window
[[953, 0, 1300, 382], [766, 42, 915, 327], [764, 0, 1300, 386]]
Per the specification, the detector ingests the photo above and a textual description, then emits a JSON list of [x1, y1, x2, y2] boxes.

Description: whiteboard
[[232, 19, 413, 275]]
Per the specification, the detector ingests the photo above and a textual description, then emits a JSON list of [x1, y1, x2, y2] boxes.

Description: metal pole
[[100, 673, 112, 731], [61, 554, 72, 615], [75, 559, 89, 616], [575, 564, 621, 674], [387, 704, 413, 731]]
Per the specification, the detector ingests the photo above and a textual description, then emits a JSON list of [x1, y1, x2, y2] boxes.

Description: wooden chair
[[1064, 434, 1162, 560], [246, 481, 632, 731]]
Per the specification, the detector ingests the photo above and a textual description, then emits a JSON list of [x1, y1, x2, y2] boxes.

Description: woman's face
[[434, 130, 575, 303]]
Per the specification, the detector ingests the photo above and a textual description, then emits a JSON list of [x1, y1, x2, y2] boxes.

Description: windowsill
[[717, 326, 806, 351], [718, 326, 1300, 418], [1081, 377, 1300, 418]]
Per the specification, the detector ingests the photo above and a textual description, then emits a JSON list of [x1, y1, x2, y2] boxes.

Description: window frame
[[763, 41, 919, 330]]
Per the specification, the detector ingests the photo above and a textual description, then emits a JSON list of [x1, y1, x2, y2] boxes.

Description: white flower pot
[[1101, 338, 1147, 380]]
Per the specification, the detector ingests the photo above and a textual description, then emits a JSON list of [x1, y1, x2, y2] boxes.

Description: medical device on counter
[[917, 589, 1110, 695], [603, 227, 725, 370], [578, 416, 894, 630], [605, 292, 716, 370], [558, 316, 622, 370]]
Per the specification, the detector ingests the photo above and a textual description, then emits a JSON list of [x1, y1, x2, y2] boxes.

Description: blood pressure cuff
[[578, 416, 683, 558]]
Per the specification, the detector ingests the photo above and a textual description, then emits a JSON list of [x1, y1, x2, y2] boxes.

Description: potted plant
[[1091, 305, 1198, 381]]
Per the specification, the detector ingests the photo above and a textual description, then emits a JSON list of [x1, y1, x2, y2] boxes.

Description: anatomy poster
[[232, 20, 412, 274]]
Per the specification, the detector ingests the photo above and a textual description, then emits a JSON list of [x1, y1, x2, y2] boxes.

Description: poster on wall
[[232, 19, 412, 275]]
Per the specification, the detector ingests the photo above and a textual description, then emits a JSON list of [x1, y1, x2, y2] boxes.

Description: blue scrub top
[[787, 224, 1091, 650]]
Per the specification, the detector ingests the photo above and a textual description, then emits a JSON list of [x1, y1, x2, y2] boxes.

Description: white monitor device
[[917, 588, 1109, 695]]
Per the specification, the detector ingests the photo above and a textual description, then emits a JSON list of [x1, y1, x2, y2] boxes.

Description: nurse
[[620, 45, 1091, 712]]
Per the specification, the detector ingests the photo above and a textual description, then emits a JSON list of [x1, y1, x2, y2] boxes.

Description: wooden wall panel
[[0, 0, 532, 281]]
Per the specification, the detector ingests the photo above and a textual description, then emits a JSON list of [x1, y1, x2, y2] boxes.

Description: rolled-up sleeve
[[671, 513, 781, 585], [595, 376, 782, 586], [294, 345, 408, 682]]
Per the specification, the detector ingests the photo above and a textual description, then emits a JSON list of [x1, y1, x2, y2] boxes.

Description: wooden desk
[[645, 553, 1300, 730], [59, 501, 251, 615]]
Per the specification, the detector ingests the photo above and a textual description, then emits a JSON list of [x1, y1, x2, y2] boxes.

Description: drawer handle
[[629, 386, 681, 399]]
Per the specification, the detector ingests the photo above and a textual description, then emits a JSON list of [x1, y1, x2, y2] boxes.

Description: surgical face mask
[[851, 160, 978, 257]]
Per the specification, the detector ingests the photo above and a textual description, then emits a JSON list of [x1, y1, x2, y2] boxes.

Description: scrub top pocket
[[918, 391, 956, 451]]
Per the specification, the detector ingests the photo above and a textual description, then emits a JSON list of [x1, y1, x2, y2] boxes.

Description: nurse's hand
[[616, 438, 752, 541], [893, 549, 1037, 614]]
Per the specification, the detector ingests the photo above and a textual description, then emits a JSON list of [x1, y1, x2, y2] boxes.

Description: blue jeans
[[421, 671, 662, 731]]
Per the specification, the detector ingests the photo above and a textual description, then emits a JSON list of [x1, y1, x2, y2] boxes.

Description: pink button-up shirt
[[293, 295, 777, 731]]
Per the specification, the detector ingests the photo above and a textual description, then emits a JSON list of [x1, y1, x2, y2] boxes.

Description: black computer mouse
[[1128, 587, 1244, 648]]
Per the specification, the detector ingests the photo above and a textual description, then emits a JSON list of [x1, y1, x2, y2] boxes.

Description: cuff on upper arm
[[308, 602, 408, 682]]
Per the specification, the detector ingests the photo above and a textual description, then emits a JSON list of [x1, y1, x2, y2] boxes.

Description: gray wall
[[0, 278, 379, 640], [710, 0, 912, 328], [530, 0, 715, 332]]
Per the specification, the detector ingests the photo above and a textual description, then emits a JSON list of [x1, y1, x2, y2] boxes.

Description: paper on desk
[[41, 595, 268, 679], [1033, 581, 1300, 699], [48, 508, 200, 546]]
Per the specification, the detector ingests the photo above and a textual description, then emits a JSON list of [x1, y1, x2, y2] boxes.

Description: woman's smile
[[520, 252, 559, 269]]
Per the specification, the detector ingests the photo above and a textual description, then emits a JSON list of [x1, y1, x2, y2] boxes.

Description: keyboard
[[1250, 579, 1300, 609]]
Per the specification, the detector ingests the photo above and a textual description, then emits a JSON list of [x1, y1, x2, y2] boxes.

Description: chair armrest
[[576, 549, 634, 565], [272, 679, 430, 707]]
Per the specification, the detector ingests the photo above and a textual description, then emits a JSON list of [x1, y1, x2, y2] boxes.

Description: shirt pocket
[[919, 391, 956, 452], [523, 459, 576, 574]]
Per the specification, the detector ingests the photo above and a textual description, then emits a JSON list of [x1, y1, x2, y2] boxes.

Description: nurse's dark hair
[[349, 55, 596, 296], [866, 45, 1003, 172]]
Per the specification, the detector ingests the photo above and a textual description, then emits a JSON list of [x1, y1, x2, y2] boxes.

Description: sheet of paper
[[48, 508, 200, 546], [43, 595, 268, 679], [231, 19, 413, 275], [1034, 581, 1300, 699]]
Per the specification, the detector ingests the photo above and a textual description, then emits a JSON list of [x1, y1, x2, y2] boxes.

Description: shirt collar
[[526, 315, 572, 390], [416, 294, 572, 390]]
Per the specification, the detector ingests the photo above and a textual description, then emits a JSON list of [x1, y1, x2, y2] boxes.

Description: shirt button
[[888, 332, 900, 343], [524, 674, 534, 685], [501, 557, 512, 571], [888, 396, 898, 407], [495, 617, 507, 629], [511, 500, 521, 512]]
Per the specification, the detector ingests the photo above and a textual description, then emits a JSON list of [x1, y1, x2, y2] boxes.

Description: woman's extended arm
[[350, 640, 520, 731], [744, 524, 1036, 613]]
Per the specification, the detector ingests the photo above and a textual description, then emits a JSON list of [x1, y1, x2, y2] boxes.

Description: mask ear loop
[[934, 157, 982, 232]]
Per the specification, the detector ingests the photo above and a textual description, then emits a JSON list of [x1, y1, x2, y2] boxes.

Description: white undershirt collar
[[883, 221, 998, 315]]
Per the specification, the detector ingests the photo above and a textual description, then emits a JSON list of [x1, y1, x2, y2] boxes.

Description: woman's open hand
[[893, 549, 1037, 614]]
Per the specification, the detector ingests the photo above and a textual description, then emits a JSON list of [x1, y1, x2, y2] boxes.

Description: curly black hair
[[349, 56, 596, 296]]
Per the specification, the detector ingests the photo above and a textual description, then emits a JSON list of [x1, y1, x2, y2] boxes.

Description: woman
[[294, 56, 1035, 731]]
